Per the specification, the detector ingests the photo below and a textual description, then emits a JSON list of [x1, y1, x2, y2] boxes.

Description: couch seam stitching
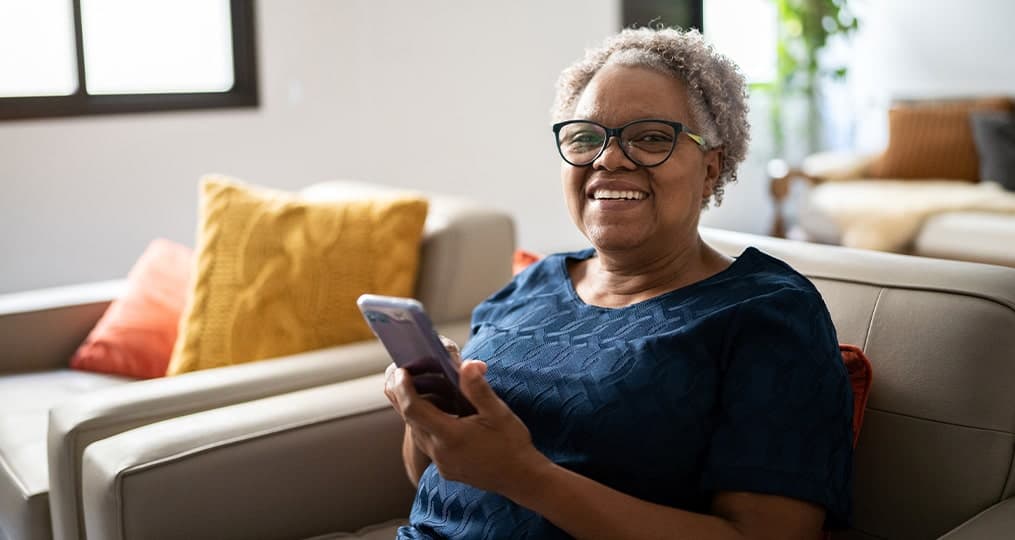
[[866, 407, 1015, 435], [861, 287, 884, 351]]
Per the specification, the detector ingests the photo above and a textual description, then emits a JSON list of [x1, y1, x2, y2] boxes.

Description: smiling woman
[[384, 27, 853, 540]]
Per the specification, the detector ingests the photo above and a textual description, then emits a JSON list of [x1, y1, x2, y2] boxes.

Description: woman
[[386, 27, 852, 540]]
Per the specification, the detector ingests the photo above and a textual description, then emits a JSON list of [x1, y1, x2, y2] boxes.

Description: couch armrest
[[0, 280, 125, 374], [937, 498, 1015, 539], [48, 319, 470, 540], [81, 374, 414, 540]]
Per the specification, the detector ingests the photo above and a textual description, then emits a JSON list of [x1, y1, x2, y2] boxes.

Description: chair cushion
[[167, 176, 429, 375], [0, 370, 129, 540]]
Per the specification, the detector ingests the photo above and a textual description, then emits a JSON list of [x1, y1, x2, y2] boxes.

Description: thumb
[[459, 360, 507, 416]]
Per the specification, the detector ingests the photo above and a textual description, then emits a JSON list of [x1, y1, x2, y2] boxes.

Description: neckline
[[559, 246, 759, 312]]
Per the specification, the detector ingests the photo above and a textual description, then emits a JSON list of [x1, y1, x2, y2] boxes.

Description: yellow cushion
[[167, 176, 428, 375]]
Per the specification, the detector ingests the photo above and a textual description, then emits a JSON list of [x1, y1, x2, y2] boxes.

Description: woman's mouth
[[591, 189, 648, 201]]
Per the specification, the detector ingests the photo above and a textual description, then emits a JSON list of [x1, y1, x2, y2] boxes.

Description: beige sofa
[[0, 182, 515, 540], [69, 228, 1015, 539], [769, 153, 1015, 268]]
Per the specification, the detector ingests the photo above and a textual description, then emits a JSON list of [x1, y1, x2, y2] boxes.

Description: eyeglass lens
[[556, 120, 677, 167]]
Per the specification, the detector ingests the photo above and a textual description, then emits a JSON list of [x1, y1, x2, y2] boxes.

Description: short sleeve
[[700, 287, 854, 528]]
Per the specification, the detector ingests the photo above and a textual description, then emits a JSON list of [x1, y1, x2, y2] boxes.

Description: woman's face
[[561, 64, 721, 255]]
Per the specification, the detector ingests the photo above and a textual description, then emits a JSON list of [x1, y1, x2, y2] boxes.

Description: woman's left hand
[[387, 360, 550, 496]]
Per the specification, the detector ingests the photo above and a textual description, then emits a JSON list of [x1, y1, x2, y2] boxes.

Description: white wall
[[0, 0, 616, 293]]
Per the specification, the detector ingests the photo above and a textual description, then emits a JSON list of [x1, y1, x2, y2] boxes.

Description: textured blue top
[[398, 247, 853, 539]]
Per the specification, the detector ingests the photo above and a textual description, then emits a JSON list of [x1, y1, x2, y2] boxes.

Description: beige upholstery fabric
[[75, 228, 1015, 540], [0, 371, 128, 540], [0, 281, 124, 375], [81, 375, 415, 540], [0, 182, 514, 540], [938, 498, 1015, 539]]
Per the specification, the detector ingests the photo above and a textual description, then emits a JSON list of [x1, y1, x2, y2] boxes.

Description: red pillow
[[513, 249, 543, 276], [70, 239, 193, 379], [839, 344, 873, 448]]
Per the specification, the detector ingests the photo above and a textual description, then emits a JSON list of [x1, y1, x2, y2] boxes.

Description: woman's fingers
[[458, 360, 510, 417], [439, 335, 463, 367]]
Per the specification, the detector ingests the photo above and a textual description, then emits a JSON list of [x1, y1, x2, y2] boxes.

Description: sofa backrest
[[702, 227, 1015, 540]]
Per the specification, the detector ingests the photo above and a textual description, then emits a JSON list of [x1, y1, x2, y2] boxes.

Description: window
[[622, 0, 776, 84], [0, 0, 258, 120], [622, 0, 703, 31]]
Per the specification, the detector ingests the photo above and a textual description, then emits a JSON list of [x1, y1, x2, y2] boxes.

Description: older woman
[[386, 27, 852, 539]]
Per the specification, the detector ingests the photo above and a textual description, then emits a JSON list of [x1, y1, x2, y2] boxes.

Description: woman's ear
[[702, 147, 723, 200]]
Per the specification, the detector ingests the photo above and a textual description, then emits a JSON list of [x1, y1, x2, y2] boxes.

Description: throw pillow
[[166, 176, 429, 375], [868, 97, 1013, 181], [839, 344, 873, 448], [970, 110, 1015, 192], [512, 249, 543, 275], [70, 238, 194, 379]]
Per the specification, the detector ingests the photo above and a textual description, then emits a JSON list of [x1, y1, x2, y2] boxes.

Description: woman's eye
[[568, 131, 605, 147], [630, 131, 672, 143]]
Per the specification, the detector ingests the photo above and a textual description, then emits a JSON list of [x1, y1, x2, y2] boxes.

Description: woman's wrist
[[498, 449, 559, 507]]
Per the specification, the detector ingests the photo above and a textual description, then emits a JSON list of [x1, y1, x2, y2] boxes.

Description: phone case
[[357, 294, 475, 415]]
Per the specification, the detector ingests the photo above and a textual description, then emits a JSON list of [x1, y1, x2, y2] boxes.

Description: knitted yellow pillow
[[166, 176, 428, 375]]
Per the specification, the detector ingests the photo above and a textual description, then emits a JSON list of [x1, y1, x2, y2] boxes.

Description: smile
[[592, 189, 648, 200]]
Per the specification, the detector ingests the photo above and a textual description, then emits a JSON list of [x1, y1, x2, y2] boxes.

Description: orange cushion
[[869, 97, 1013, 181], [512, 249, 543, 275], [839, 344, 873, 448], [70, 239, 193, 379]]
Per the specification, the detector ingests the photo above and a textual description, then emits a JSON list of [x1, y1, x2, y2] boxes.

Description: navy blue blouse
[[398, 247, 853, 539]]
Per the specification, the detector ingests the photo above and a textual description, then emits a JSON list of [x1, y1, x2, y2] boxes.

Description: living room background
[[1, 0, 1013, 294]]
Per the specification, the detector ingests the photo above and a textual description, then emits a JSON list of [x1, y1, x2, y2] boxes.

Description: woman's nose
[[593, 137, 637, 171]]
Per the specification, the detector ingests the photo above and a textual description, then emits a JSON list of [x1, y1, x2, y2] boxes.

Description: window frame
[[0, 0, 258, 121]]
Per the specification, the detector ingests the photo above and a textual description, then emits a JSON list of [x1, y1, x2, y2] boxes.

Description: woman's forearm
[[402, 425, 431, 488], [504, 461, 745, 540]]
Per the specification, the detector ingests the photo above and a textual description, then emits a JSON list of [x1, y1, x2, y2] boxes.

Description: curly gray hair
[[552, 27, 750, 206]]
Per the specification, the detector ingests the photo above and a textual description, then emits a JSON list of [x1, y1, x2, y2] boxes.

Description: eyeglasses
[[552, 119, 707, 168]]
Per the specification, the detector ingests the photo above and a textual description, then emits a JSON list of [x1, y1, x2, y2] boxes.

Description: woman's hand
[[384, 335, 464, 486], [384, 356, 550, 497]]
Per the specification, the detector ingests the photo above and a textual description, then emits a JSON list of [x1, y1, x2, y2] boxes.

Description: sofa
[[62, 228, 1015, 539], [768, 152, 1015, 269], [0, 182, 516, 540]]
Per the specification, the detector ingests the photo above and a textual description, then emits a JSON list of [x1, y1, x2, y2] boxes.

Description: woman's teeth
[[593, 189, 647, 200]]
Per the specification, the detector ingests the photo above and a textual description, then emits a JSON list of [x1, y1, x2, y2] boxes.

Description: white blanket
[[806, 180, 1015, 252]]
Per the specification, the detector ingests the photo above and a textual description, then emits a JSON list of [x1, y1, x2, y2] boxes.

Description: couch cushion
[[168, 176, 429, 375], [914, 210, 1015, 267], [0, 370, 128, 540], [70, 238, 193, 379]]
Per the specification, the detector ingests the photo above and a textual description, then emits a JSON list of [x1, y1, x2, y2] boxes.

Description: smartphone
[[357, 294, 475, 416]]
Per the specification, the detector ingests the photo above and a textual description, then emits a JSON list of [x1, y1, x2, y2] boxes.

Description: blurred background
[[2, 0, 1014, 293]]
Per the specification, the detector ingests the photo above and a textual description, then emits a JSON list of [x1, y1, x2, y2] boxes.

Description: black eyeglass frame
[[552, 118, 708, 168]]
